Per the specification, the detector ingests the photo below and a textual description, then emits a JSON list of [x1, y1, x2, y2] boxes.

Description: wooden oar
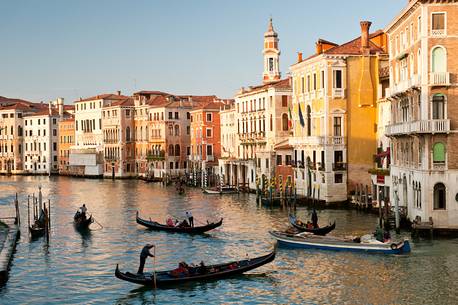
[[153, 246, 157, 289]]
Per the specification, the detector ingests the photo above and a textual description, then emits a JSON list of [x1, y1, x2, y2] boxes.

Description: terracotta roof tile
[[75, 93, 130, 103]]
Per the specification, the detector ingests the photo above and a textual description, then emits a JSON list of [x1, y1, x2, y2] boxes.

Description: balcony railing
[[332, 88, 345, 99], [431, 29, 446, 37], [430, 72, 450, 86], [432, 162, 446, 171], [333, 162, 347, 171], [385, 119, 450, 136]]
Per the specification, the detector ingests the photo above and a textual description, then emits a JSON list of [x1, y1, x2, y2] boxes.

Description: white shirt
[[186, 211, 192, 218]]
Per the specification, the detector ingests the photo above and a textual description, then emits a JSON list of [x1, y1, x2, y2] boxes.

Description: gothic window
[[175, 144, 180, 156], [433, 183, 446, 209], [168, 144, 174, 156]]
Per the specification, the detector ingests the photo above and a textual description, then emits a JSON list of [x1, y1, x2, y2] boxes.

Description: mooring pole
[[27, 195, 30, 230], [48, 199, 51, 230]]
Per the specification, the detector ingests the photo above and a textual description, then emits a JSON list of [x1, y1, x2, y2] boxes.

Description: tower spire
[[262, 18, 281, 84]]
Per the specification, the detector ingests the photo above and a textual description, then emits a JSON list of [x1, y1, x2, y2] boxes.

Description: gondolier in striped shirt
[[186, 211, 194, 227]]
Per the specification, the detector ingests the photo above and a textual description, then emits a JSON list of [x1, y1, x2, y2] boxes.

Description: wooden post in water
[[48, 199, 51, 230], [27, 195, 30, 230], [14, 193, 20, 225]]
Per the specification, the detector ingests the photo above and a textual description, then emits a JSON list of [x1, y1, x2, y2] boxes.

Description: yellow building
[[289, 21, 387, 203]]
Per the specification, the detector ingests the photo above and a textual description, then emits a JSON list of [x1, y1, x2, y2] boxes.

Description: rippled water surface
[[0, 176, 457, 304]]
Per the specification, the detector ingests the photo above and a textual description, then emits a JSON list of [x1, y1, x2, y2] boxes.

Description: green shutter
[[433, 143, 445, 163]]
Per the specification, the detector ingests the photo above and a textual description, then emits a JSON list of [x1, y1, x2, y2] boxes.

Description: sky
[[0, 0, 406, 103]]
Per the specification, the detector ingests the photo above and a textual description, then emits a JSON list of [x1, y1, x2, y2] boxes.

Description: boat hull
[[115, 249, 276, 287], [136, 212, 223, 234], [270, 231, 411, 255]]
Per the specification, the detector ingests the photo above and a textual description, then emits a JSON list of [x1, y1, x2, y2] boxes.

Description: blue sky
[[0, 0, 405, 103]]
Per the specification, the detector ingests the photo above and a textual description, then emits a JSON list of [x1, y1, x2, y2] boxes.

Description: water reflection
[[0, 176, 457, 304]]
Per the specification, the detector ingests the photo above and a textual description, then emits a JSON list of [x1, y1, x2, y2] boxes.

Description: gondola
[[136, 211, 223, 234], [115, 248, 276, 287], [74, 213, 93, 230], [29, 224, 45, 238], [289, 215, 336, 235]]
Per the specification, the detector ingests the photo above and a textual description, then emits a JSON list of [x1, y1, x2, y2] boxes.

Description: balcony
[[431, 29, 446, 37], [385, 119, 450, 136], [333, 162, 347, 171], [332, 88, 345, 99], [329, 136, 345, 145], [430, 72, 450, 86], [206, 155, 214, 162], [432, 162, 446, 171]]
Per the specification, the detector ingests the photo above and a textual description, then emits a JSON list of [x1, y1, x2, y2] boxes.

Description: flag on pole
[[288, 107, 293, 129], [298, 103, 305, 127]]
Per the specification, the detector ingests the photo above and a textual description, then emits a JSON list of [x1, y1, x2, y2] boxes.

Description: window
[[175, 112, 179, 119], [286, 155, 292, 165], [333, 117, 342, 136], [431, 13, 445, 35], [53, 118, 57, 125], [313, 73, 317, 90], [307, 75, 311, 92], [301, 76, 305, 93], [168, 112, 173, 119], [334, 173, 343, 183], [265, 158, 269, 169], [282, 113, 288, 131], [53, 129, 57, 136], [168, 144, 174, 156], [126, 127, 131, 142], [206, 113, 212, 122], [417, 16, 421, 38], [433, 142, 445, 164], [270, 114, 273, 132], [53, 142, 57, 151], [432, 94, 445, 119], [175, 144, 180, 156], [268, 58, 274, 71], [333, 70, 342, 88], [206, 145, 213, 156], [187, 146, 190, 156], [306, 105, 311, 136], [433, 183, 446, 209], [276, 155, 282, 165], [281, 96, 288, 107], [206, 128, 212, 138], [186, 126, 190, 135], [321, 71, 325, 88], [431, 46, 446, 73]]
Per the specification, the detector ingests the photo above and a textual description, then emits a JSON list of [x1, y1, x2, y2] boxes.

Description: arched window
[[174, 125, 180, 136], [306, 105, 311, 136], [175, 144, 180, 156], [168, 144, 174, 156], [433, 183, 446, 209], [432, 94, 445, 119], [126, 127, 131, 142], [282, 113, 288, 131], [432, 46, 446, 72], [433, 142, 445, 164]]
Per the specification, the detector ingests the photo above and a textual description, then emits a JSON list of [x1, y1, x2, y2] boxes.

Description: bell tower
[[263, 18, 281, 84]]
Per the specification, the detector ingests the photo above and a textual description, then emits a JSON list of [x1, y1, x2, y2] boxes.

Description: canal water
[[0, 176, 457, 305]]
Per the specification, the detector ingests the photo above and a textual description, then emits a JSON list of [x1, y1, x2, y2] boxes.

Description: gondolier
[[186, 211, 194, 227], [138, 244, 155, 274], [311, 208, 318, 229]]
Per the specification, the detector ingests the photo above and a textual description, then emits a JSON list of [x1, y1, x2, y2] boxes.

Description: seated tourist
[[306, 221, 313, 229], [166, 218, 175, 227], [178, 219, 190, 228]]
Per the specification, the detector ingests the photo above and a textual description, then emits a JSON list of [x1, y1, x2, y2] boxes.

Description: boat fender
[[390, 243, 398, 250]]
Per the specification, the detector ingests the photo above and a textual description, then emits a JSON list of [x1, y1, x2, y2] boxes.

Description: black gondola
[[74, 213, 93, 230], [136, 211, 223, 234], [115, 248, 276, 287], [288, 214, 336, 235], [29, 224, 45, 238]]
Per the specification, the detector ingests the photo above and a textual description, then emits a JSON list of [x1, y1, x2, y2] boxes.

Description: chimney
[[117, 90, 121, 96], [297, 52, 303, 63], [316, 41, 323, 54], [360, 21, 372, 51], [57, 97, 64, 117]]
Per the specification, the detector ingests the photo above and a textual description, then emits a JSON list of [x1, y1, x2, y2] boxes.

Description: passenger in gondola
[[197, 261, 207, 275], [311, 208, 318, 229], [178, 219, 190, 228], [137, 244, 155, 275], [306, 221, 313, 229], [383, 229, 391, 242], [166, 217, 175, 227]]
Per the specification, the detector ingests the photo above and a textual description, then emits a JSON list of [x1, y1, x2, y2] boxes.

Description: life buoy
[[390, 243, 398, 250]]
